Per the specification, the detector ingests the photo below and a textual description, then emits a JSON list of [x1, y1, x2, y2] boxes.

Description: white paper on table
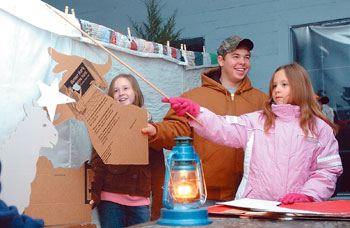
[[217, 198, 322, 214]]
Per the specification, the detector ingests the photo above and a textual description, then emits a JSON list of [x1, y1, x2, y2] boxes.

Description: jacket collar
[[201, 67, 253, 94], [272, 104, 300, 121]]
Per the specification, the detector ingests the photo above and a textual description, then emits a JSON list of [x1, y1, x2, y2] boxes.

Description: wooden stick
[[45, 3, 203, 126]]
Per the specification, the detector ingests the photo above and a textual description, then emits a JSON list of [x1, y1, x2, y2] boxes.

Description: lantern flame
[[171, 169, 199, 202]]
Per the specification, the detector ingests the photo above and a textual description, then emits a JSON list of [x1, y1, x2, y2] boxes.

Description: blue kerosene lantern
[[157, 136, 212, 226]]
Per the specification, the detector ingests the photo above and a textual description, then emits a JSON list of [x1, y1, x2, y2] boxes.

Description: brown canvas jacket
[[149, 67, 268, 201]]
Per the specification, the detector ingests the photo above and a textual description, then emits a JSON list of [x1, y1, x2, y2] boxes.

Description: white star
[[37, 78, 76, 122]]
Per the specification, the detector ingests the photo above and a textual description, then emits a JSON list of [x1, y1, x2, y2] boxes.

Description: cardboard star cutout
[[37, 78, 76, 122]]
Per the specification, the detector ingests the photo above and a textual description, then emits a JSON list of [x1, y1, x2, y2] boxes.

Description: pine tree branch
[[128, 0, 182, 44]]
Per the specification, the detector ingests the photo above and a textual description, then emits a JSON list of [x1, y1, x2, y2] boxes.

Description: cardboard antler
[[48, 47, 112, 124]]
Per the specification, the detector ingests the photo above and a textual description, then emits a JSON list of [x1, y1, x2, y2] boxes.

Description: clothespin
[[180, 44, 183, 51], [71, 8, 75, 17], [183, 44, 187, 57], [203, 46, 206, 54], [127, 27, 133, 40], [167, 41, 170, 47], [64, 6, 69, 14]]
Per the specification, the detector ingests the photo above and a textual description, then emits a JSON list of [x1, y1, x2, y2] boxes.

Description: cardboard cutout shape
[[48, 48, 148, 165], [37, 78, 76, 122], [0, 102, 58, 214], [24, 156, 92, 226]]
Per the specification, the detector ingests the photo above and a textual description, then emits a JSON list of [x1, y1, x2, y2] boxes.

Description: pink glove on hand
[[278, 193, 313, 204], [161, 97, 200, 118]]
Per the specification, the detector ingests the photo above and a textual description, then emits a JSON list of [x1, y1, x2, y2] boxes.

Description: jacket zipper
[[231, 93, 235, 101]]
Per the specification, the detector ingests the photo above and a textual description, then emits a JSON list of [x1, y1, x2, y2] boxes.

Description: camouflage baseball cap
[[217, 35, 254, 56]]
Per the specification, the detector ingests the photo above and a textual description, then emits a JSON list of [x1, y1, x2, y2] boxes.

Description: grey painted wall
[[43, 0, 350, 93]]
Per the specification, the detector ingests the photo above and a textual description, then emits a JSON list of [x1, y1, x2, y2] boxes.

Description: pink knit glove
[[278, 193, 313, 204], [161, 97, 200, 118]]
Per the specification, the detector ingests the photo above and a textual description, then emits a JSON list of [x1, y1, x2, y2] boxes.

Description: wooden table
[[129, 217, 350, 228]]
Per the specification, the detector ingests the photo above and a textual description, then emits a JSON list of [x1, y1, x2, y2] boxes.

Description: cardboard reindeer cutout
[[48, 47, 148, 165]]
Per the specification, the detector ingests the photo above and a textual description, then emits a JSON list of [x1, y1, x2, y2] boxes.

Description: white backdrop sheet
[[0, 0, 210, 169]]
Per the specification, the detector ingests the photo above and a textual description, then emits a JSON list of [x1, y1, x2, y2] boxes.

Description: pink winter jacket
[[189, 104, 343, 202]]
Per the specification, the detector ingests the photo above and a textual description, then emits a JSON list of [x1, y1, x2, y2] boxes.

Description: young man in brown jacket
[[142, 35, 268, 205]]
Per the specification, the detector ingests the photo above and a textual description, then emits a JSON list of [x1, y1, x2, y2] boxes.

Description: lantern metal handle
[[163, 150, 175, 209]]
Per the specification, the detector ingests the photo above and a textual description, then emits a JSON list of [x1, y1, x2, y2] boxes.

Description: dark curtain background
[[291, 19, 350, 197]]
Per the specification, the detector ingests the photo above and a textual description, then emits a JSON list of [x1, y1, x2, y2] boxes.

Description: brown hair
[[108, 74, 144, 107], [261, 62, 338, 136]]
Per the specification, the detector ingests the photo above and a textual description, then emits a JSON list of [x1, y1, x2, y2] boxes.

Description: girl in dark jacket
[[89, 74, 164, 227]]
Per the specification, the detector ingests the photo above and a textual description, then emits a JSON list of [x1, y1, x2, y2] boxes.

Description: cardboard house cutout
[[24, 156, 92, 226]]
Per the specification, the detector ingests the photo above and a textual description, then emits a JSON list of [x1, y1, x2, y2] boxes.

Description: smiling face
[[218, 47, 251, 88], [112, 77, 136, 105], [272, 69, 292, 104]]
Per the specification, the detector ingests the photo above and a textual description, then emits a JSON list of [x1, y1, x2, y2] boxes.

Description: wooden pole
[[45, 3, 203, 126]]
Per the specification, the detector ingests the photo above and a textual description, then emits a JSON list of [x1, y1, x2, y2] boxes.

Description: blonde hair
[[108, 74, 144, 107], [262, 62, 338, 136]]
